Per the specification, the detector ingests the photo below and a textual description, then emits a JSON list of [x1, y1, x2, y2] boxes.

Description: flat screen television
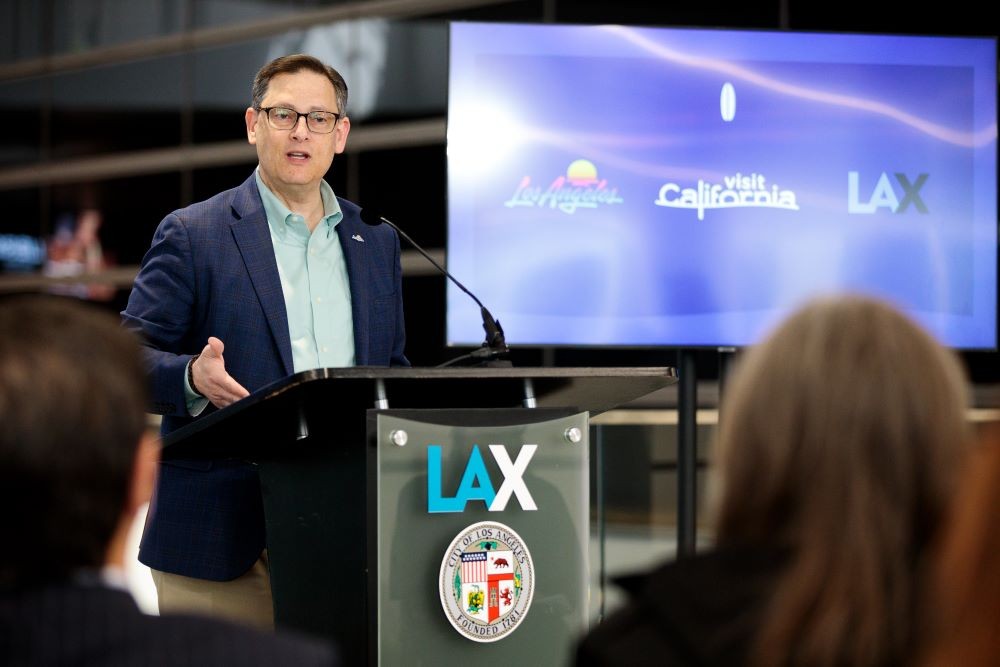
[[445, 22, 998, 349]]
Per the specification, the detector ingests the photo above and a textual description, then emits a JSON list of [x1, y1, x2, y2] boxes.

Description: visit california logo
[[504, 159, 625, 214]]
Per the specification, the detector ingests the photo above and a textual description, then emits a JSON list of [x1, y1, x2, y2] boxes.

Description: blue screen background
[[447, 23, 997, 348]]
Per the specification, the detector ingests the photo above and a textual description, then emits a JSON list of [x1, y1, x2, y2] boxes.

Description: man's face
[[245, 69, 350, 198]]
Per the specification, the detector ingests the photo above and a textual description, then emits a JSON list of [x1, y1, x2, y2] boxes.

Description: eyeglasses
[[258, 106, 341, 134]]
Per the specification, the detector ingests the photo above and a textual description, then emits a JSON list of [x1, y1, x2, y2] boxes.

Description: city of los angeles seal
[[439, 521, 534, 642]]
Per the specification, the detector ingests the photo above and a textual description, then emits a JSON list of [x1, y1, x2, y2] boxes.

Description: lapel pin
[[352, 234, 365, 243]]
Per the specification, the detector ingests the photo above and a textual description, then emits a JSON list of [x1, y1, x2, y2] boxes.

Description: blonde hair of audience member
[[712, 295, 970, 667], [920, 427, 1000, 667]]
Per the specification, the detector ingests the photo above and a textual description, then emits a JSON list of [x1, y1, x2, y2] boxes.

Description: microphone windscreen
[[359, 208, 384, 227]]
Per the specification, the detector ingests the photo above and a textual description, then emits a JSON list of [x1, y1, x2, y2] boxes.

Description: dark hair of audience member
[[919, 426, 1000, 667], [712, 296, 970, 667], [0, 296, 150, 589]]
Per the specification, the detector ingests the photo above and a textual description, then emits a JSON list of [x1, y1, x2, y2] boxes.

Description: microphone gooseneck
[[360, 208, 510, 367]]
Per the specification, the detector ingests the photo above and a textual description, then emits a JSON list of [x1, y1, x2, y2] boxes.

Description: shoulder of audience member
[[149, 612, 338, 666]]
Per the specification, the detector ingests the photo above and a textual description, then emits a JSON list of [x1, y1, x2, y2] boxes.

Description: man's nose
[[290, 114, 310, 139]]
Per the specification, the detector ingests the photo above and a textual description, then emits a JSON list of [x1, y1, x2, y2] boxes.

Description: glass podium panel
[[375, 408, 588, 666]]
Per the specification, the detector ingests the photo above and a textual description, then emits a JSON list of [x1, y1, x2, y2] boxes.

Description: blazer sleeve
[[121, 212, 199, 416], [389, 228, 410, 367]]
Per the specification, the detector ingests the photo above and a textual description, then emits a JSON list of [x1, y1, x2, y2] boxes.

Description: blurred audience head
[[0, 296, 155, 590], [712, 294, 970, 667], [920, 426, 1000, 667]]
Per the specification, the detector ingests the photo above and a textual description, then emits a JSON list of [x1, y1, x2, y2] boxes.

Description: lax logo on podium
[[426, 444, 538, 513]]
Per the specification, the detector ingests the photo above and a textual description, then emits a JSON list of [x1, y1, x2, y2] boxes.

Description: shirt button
[[309, 248, 316, 255], [322, 346, 328, 352], [316, 297, 322, 304]]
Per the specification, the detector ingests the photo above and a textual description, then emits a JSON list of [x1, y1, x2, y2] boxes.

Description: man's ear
[[127, 432, 159, 515], [334, 115, 351, 154], [246, 107, 258, 145]]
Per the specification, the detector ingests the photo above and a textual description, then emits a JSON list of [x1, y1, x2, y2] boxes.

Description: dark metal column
[[677, 350, 697, 558]]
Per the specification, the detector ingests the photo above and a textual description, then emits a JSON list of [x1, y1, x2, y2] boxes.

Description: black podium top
[[162, 366, 676, 456]]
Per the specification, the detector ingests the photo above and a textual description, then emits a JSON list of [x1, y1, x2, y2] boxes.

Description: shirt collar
[[254, 167, 343, 240]]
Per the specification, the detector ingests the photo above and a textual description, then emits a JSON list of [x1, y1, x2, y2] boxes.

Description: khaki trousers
[[151, 551, 274, 631]]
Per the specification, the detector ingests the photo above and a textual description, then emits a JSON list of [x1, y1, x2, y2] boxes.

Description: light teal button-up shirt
[[184, 170, 355, 414], [255, 169, 355, 372]]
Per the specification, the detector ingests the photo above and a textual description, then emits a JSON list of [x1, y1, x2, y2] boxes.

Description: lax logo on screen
[[848, 172, 929, 214], [427, 444, 538, 513]]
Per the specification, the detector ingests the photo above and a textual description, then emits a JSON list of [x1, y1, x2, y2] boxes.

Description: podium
[[161, 367, 676, 665]]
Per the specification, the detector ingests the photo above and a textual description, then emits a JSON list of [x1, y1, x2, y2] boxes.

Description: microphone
[[359, 208, 511, 367]]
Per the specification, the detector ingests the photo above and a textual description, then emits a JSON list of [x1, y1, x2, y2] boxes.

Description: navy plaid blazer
[[122, 173, 407, 580]]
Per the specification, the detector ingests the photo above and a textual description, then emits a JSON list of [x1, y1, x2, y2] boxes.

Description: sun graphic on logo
[[565, 159, 599, 186]]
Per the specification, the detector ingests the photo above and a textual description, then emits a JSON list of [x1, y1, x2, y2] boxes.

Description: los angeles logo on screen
[[504, 159, 624, 214]]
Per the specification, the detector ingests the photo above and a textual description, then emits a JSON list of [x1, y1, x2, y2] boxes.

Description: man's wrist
[[187, 355, 203, 398]]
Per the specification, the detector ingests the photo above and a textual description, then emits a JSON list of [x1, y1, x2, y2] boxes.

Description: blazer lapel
[[337, 215, 370, 365], [229, 176, 294, 375]]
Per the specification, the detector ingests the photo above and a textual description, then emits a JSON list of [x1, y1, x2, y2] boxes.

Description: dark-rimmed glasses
[[258, 106, 341, 134]]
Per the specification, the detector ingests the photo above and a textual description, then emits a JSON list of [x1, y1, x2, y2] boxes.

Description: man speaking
[[122, 54, 407, 628]]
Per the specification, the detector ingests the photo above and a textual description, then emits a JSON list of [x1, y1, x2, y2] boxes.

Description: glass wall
[[50, 55, 185, 159]]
